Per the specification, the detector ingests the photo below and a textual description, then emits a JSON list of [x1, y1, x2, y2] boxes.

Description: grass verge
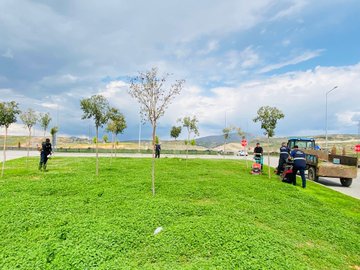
[[0, 157, 359, 269]]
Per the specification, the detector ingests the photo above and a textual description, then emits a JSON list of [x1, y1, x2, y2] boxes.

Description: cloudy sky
[[1, 0, 360, 140]]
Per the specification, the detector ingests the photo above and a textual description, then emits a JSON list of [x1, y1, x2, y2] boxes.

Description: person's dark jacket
[[41, 142, 52, 156]]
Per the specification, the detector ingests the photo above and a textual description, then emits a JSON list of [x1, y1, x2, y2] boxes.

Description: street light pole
[[138, 111, 142, 153], [325, 86, 338, 150]]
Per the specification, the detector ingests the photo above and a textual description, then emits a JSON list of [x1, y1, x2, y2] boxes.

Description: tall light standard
[[138, 110, 142, 153], [325, 86, 338, 149]]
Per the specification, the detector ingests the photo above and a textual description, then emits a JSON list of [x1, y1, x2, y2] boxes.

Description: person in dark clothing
[[290, 145, 307, 188], [155, 143, 161, 158], [253, 142, 263, 170], [277, 142, 290, 175], [39, 138, 52, 171]]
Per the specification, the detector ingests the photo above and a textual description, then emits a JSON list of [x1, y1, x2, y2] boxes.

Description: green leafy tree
[[39, 112, 52, 139], [129, 67, 184, 195], [179, 116, 199, 159], [103, 134, 109, 143], [50, 126, 58, 149], [106, 107, 127, 158], [20, 108, 38, 163], [253, 106, 285, 178], [170, 126, 182, 140], [0, 101, 20, 177], [80, 95, 110, 176]]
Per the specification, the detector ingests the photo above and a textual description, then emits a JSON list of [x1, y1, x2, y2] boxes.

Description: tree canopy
[[80, 95, 110, 129], [253, 106, 284, 138], [170, 126, 182, 140], [0, 101, 20, 128], [39, 112, 52, 136], [20, 108, 38, 130]]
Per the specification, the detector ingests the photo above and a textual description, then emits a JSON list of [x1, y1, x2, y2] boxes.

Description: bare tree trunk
[[110, 132, 114, 162], [186, 129, 190, 160], [268, 135, 271, 179], [26, 128, 31, 167], [96, 126, 99, 176], [43, 129, 46, 140], [224, 136, 226, 158], [151, 125, 156, 196], [1, 127, 7, 177], [114, 134, 117, 158]]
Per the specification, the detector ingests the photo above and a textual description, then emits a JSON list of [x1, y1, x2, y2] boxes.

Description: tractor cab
[[287, 137, 315, 150]]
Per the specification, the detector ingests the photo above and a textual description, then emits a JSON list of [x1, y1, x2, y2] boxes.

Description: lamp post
[[325, 86, 338, 149]]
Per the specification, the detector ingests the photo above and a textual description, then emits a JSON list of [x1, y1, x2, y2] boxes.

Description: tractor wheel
[[340, 178, 352, 187], [307, 167, 319, 182]]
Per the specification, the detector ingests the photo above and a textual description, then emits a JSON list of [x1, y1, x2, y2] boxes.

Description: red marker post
[[355, 144, 360, 152], [241, 138, 248, 168]]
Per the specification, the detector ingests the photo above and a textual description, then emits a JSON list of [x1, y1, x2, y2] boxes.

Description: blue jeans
[[292, 166, 306, 188]]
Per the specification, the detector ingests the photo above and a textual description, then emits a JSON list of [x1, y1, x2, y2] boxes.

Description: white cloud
[[1, 49, 13, 59], [87, 62, 360, 139], [39, 74, 79, 87], [197, 40, 219, 55], [336, 111, 360, 126], [270, 0, 308, 21], [282, 39, 291, 47], [259, 49, 324, 73]]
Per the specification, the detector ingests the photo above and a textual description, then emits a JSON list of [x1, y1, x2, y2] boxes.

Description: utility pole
[[325, 86, 338, 150], [223, 112, 227, 158]]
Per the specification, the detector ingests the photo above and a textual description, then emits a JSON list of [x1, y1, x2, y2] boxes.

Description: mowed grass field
[[0, 157, 359, 269]]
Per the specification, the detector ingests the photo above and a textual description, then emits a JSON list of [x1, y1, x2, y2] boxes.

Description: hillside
[[0, 134, 359, 154]]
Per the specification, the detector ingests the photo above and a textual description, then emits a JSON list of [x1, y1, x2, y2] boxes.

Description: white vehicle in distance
[[237, 150, 248, 156]]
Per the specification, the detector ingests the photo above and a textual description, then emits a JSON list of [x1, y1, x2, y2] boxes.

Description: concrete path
[[1, 150, 359, 200]]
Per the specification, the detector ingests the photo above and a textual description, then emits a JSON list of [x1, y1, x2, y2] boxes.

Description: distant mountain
[[195, 133, 255, 148]]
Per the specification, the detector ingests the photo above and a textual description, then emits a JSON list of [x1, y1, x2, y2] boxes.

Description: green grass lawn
[[0, 157, 359, 269]]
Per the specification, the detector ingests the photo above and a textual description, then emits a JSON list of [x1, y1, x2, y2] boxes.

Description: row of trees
[[170, 116, 200, 159], [80, 96, 127, 176], [80, 68, 184, 195], [0, 102, 59, 177], [2, 67, 284, 192]]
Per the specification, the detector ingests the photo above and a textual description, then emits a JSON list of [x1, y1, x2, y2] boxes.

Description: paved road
[[244, 155, 360, 200], [1, 150, 359, 200]]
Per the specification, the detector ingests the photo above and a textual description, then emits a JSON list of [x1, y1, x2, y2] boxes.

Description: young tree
[[222, 126, 234, 156], [253, 106, 284, 178], [106, 107, 127, 158], [103, 134, 109, 143], [170, 126, 182, 140], [179, 116, 199, 160], [129, 67, 184, 195], [20, 108, 38, 163], [39, 112, 52, 139], [50, 126, 58, 149], [80, 95, 110, 176], [0, 101, 20, 177]]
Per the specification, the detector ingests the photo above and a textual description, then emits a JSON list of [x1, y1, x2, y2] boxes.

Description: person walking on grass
[[290, 145, 307, 188], [155, 143, 161, 158], [39, 138, 52, 171]]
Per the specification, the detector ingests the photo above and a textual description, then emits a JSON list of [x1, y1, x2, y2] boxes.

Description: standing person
[[277, 142, 290, 175], [155, 143, 161, 158], [290, 145, 307, 188], [253, 142, 263, 170], [39, 138, 52, 171]]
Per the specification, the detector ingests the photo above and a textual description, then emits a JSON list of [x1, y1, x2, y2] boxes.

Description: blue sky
[[1, 0, 360, 141]]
